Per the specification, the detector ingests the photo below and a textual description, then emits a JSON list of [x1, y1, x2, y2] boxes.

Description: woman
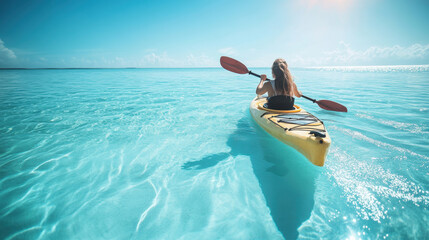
[[256, 58, 302, 110]]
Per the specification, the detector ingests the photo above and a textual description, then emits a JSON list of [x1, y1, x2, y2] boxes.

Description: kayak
[[250, 97, 331, 166]]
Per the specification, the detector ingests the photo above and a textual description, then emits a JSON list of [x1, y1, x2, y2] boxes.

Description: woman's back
[[256, 58, 302, 110], [266, 80, 295, 110]]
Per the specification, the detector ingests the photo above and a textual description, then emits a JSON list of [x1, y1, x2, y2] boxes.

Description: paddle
[[220, 56, 348, 112]]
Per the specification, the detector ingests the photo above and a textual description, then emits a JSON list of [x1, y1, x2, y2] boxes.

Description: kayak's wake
[[356, 113, 427, 134], [328, 148, 428, 220], [298, 147, 429, 239], [331, 126, 429, 161]]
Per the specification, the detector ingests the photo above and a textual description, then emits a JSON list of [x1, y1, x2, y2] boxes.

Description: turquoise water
[[0, 67, 428, 239]]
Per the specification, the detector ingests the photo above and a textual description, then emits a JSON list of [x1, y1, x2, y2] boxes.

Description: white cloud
[[66, 56, 102, 67], [218, 47, 237, 56], [137, 52, 216, 67], [327, 42, 429, 64], [141, 52, 177, 67], [291, 42, 429, 66], [186, 54, 217, 67], [114, 57, 125, 65], [0, 39, 17, 63]]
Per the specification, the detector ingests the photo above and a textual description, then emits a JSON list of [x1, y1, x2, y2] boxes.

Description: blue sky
[[0, 0, 428, 68]]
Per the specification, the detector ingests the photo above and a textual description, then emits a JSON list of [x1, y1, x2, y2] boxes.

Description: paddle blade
[[220, 56, 249, 74], [316, 100, 348, 112]]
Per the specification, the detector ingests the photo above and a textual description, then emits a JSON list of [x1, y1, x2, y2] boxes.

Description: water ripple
[[332, 126, 429, 161], [1, 68, 428, 239]]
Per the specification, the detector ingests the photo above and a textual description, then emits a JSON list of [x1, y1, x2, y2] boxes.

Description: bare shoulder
[[264, 81, 275, 96]]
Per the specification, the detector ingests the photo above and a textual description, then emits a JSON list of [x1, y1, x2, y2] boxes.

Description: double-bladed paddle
[[220, 56, 348, 112]]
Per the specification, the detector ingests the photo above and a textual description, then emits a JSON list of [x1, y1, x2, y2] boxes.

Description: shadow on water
[[182, 113, 320, 239], [182, 152, 231, 170]]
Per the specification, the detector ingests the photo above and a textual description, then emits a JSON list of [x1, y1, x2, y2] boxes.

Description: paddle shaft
[[248, 71, 317, 103]]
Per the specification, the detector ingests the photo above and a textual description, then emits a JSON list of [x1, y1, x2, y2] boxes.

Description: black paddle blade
[[220, 56, 249, 74], [316, 100, 348, 112]]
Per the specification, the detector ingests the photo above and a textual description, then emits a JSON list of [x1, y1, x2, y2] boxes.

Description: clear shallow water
[[0, 67, 428, 239]]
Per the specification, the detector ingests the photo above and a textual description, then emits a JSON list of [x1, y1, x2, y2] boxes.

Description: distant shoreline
[[1, 64, 428, 70], [0, 67, 223, 70]]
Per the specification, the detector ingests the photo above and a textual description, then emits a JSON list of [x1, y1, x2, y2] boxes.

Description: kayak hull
[[250, 97, 331, 166]]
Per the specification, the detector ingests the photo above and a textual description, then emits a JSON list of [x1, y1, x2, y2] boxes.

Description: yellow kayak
[[250, 97, 331, 166]]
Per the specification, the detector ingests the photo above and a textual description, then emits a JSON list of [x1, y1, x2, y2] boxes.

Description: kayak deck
[[250, 97, 331, 166]]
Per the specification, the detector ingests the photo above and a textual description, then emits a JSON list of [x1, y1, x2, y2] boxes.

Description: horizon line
[[1, 64, 429, 70]]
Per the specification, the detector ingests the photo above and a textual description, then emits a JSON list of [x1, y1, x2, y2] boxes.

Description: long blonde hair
[[272, 58, 293, 96]]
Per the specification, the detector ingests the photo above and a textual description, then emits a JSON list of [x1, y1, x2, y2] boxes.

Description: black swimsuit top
[[265, 95, 295, 110]]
